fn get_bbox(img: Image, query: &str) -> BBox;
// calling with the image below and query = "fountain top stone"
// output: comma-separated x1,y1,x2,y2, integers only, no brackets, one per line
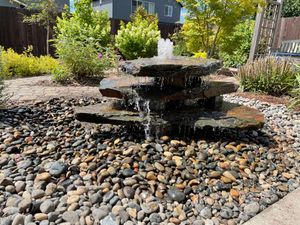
122,56,222,77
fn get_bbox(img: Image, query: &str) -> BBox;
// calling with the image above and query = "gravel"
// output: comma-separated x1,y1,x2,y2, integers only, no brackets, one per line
0,96,299,225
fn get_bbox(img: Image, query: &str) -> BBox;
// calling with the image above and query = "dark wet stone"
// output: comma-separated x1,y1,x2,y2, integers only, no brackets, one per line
121,168,135,177
75,101,264,131
121,57,222,78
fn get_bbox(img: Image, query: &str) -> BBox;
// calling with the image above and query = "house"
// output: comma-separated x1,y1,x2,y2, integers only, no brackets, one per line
92,0,182,24
0,0,70,11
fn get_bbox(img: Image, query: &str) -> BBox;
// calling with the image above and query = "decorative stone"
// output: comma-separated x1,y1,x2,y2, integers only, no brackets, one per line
244,202,260,216
40,200,55,214
141,202,159,214
167,186,186,202
62,211,79,224
121,57,222,78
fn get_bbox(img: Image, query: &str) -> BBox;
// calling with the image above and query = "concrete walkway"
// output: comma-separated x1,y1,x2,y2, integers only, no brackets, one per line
4,76,99,104
244,187,300,225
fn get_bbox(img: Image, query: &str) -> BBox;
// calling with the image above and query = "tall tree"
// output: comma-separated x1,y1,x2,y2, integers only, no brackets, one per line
178,0,265,58
23,0,59,55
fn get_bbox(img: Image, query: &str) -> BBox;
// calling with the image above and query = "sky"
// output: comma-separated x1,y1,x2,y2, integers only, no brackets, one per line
180,8,186,23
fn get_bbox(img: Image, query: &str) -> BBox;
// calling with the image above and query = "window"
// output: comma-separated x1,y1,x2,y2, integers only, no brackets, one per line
132,0,155,14
164,5,173,17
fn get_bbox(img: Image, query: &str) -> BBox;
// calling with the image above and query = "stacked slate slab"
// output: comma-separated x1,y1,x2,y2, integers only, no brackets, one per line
75,56,264,132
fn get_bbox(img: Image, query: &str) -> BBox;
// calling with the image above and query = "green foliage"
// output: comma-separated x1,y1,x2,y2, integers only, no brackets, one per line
171,28,192,56
178,0,264,58
23,0,58,26
53,0,115,80
219,20,254,68
0,47,6,107
56,39,116,78
52,63,71,82
115,7,161,60
0,47,58,79
238,57,298,96
289,65,300,109
282,0,300,18
23,0,59,55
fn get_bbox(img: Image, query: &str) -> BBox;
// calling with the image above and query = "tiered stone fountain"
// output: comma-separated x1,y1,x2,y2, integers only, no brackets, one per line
75,39,264,137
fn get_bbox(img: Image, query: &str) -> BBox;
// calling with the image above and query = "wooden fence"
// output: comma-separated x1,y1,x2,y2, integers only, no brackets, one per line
0,6,180,56
273,16,300,49
0,7,51,56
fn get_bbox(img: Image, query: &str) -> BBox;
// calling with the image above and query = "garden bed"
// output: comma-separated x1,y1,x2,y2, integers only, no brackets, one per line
0,95,299,225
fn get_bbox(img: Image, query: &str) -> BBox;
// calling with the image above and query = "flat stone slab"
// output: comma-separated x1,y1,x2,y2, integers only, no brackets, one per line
99,76,239,101
75,101,264,130
121,56,222,78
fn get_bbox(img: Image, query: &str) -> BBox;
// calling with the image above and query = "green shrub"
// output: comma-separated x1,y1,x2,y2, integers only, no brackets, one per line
52,63,71,82
282,0,300,18
238,57,298,96
171,28,192,57
115,7,160,60
53,0,115,80
289,65,300,109
0,46,58,79
219,20,254,68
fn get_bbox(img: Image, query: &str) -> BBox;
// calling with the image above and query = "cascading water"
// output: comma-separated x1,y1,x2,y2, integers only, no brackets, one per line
157,38,174,59
75,35,264,138
131,39,175,139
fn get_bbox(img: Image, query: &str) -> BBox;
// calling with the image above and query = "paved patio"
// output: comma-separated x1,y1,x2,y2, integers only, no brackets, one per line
3,76,99,104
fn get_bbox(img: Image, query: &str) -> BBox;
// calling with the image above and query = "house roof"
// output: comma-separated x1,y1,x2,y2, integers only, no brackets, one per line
177,1,183,7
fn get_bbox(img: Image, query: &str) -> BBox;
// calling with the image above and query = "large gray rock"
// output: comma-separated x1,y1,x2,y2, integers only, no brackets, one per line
75,101,264,131
99,76,238,103
122,56,222,78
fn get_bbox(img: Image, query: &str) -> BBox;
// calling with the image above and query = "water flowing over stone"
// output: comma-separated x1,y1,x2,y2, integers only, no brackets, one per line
75,53,264,137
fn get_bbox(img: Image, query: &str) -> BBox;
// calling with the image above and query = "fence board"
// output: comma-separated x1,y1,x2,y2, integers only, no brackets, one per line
273,16,300,49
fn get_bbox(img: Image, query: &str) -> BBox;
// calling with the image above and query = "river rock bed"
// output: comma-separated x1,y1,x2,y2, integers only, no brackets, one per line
0,97,299,225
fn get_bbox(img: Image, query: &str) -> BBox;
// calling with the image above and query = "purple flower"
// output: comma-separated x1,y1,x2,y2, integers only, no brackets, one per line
98,53,103,59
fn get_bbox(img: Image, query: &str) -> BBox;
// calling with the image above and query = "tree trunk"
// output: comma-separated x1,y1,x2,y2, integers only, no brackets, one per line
210,26,221,58
46,25,50,55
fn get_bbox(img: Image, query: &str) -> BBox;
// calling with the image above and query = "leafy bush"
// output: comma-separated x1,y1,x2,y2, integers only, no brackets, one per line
282,0,300,18
289,65,300,109
53,0,115,80
238,57,298,96
178,0,264,58
171,28,192,57
219,20,254,68
51,63,71,82
193,52,207,59
0,47,58,79
115,7,160,60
